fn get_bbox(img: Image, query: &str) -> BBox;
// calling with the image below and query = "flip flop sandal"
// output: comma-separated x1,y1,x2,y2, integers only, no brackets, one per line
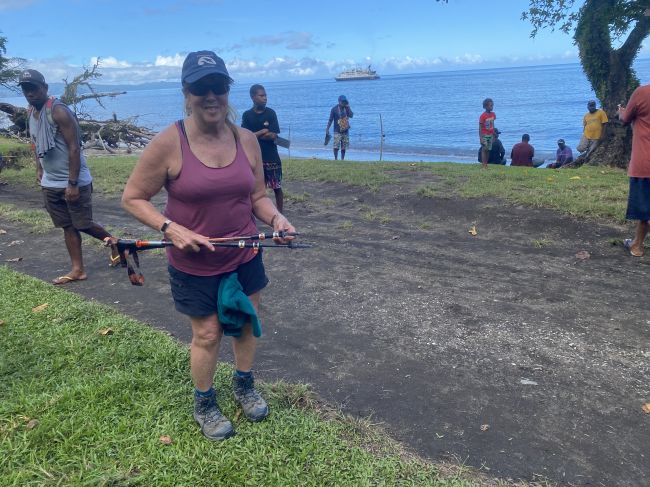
623,239,643,257
109,254,122,267
52,275,87,285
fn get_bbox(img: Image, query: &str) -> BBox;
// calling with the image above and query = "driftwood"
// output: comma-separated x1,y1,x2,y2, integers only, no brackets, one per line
0,103,155,153
80,118,155,153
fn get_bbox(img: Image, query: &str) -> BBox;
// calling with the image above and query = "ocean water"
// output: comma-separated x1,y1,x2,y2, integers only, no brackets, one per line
4,59,650,164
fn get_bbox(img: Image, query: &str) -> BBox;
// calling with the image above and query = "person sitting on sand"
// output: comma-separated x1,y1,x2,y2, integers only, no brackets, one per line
477,128,506,164
19,69,119,285
547,139,573,169
510,134,535,167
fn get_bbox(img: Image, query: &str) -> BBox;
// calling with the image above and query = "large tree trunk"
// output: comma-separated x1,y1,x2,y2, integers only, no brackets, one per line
572,0,650,168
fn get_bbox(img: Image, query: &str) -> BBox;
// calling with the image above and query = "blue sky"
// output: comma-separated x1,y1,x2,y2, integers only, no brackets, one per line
1,0,644,85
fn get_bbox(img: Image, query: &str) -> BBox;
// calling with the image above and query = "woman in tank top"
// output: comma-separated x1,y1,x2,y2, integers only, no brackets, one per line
122,51,295,441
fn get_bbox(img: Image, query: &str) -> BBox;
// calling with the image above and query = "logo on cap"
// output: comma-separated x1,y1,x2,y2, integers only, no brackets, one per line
198,56,217,66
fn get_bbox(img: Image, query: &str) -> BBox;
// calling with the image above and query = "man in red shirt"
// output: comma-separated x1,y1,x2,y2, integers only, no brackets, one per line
510,134,535,167
479,98,496,169
618,85,650,257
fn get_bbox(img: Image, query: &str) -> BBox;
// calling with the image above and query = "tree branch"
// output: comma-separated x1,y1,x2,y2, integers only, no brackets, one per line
617,15,650,66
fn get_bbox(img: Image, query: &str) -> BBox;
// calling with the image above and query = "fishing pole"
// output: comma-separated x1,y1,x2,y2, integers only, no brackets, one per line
104,231,311,286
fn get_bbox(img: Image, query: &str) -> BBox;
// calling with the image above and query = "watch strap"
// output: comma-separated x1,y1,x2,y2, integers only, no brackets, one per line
160,219,173,233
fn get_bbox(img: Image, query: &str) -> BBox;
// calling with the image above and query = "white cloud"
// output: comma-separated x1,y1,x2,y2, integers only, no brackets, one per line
154,54,185,67
381,56,443,71
453,53,483,64
90,56,132,68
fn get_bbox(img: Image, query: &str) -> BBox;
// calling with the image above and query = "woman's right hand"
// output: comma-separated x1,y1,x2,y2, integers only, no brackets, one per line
164,222,215,253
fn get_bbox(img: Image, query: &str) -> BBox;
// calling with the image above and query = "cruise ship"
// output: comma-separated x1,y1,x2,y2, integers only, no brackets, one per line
335,65,380,81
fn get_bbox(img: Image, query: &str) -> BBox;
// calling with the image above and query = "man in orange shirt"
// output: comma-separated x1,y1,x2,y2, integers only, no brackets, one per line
618,85,650,257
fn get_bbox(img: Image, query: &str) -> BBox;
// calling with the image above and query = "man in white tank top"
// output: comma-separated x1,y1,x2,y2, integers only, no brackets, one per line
20,69,118,284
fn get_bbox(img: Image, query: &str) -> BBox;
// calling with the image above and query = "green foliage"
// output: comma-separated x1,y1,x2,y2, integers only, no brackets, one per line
523,0,646,39
522,1,650,108
0,32,24,91
522,0,580,36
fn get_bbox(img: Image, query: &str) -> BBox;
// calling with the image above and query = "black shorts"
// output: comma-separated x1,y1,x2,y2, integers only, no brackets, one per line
42,184,94,229
626,177,650,221
168,251,269,317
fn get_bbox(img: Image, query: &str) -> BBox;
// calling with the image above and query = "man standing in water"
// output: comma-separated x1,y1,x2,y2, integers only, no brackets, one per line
326,95,353,160
242,84,284,212
19,69,118,285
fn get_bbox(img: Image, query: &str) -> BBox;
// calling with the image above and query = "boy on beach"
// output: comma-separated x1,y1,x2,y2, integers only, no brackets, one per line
242,84,284,212
479,98,496,169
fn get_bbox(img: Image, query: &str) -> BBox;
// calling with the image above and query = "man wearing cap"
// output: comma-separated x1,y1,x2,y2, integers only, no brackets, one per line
19,69,118,285
547,139,574,169
326,95,353,160
577,100,608,156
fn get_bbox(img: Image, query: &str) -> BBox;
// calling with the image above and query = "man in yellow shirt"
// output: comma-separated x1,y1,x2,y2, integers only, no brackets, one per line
577,100,608,156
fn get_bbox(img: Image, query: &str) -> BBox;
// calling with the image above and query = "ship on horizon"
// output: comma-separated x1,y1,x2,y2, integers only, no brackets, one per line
335,65,380,81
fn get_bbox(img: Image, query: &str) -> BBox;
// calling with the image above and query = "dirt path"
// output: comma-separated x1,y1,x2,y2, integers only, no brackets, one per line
1,178,648,486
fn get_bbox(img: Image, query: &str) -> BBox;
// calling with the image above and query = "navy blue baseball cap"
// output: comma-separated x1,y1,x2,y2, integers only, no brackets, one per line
18,69,47,87
181,51,232,84
338,95,347,102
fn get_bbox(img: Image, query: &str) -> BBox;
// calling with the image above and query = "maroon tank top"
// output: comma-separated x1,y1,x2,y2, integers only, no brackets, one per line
164,120,258,276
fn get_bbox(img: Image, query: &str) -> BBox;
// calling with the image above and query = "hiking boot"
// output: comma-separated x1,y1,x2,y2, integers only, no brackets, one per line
233,374,269,422
193,390,235,441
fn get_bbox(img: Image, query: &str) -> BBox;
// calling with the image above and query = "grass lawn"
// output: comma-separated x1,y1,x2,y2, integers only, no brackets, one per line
0,203,52,234
283,159,629,223
0,267,483,487
0,137,630,224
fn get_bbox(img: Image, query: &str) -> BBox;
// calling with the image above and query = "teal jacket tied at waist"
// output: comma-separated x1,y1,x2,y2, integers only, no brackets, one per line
217,272,262,337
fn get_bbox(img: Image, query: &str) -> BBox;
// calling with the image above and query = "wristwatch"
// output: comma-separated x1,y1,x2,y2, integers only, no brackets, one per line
68,179,78,187
160,219,173,233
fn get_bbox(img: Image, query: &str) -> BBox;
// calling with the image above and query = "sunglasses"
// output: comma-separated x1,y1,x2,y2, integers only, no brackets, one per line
186,79,230,96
